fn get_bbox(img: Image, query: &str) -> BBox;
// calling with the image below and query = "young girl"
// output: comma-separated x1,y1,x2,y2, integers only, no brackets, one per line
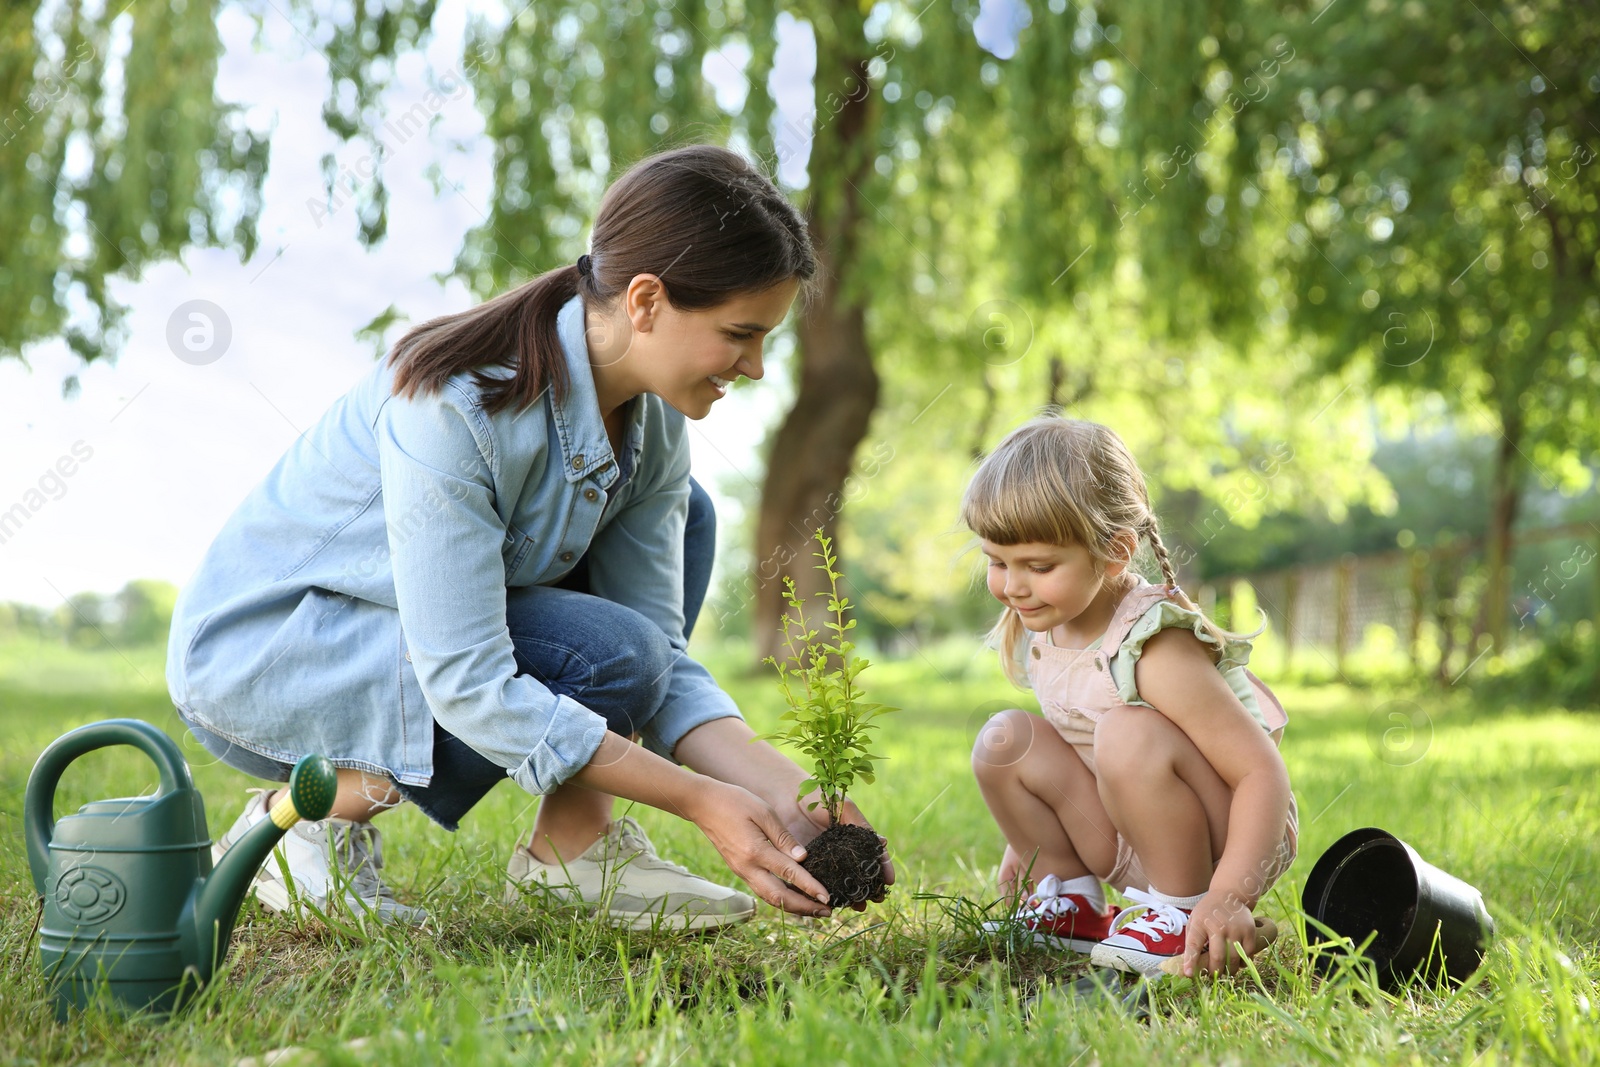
167,144,891,932
964,416,1296,978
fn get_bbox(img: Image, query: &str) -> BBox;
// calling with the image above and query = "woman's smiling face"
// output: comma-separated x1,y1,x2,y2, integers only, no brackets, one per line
596,277,800,420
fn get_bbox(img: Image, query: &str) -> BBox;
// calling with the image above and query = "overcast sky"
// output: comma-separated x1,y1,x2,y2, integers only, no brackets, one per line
0,1,1022,610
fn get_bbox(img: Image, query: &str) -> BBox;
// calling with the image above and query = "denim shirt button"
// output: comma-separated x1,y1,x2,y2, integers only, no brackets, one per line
583,488,598,502
560,551,575,563
572,454,585,470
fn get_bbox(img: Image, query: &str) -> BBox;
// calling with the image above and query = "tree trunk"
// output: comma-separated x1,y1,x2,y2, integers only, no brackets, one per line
1471,299,1563,654
1475,407,1523,652
752,36,879,661
970,368,997,460
1432,548,1458,686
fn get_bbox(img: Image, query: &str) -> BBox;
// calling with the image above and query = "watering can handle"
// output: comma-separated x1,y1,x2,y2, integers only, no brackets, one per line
24,718,195,898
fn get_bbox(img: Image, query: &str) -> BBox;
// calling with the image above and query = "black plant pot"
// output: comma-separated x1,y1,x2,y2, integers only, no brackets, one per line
1301,827,1495,987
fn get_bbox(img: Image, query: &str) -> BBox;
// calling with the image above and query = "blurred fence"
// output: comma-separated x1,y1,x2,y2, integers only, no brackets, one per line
1195,522,1600,676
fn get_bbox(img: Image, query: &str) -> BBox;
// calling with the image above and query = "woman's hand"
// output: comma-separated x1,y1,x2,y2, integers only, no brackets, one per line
779,788,896,911
1182,891,1258,976
670,719,893,910
685,780,834,918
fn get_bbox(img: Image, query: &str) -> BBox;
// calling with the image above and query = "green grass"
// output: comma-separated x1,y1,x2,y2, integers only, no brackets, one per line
1,634,1596,1065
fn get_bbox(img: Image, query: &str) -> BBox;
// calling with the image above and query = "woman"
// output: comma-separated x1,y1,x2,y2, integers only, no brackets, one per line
167,144,891,930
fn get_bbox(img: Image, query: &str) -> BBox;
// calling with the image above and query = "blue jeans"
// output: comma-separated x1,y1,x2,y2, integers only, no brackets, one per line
184,477,717,830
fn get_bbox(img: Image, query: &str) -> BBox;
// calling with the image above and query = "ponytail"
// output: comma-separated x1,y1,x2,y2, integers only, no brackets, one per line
391,265,582,416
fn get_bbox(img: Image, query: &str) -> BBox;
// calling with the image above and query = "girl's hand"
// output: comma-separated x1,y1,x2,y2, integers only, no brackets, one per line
997,844,1024,898
686,780,834,918
783,788,896,911
1182,891,1258,976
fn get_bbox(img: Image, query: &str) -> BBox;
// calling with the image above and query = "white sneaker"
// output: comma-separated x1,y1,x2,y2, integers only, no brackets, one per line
1088,888,1193,977
505,816,755,931
211,789,428,927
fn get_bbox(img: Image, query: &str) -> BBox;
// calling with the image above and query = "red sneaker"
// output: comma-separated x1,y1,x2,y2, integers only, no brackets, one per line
980,874,1115,953
1090,889,1193,976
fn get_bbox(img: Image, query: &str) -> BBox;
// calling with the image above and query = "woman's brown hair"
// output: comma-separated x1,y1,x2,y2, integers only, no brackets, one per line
388,144,816,414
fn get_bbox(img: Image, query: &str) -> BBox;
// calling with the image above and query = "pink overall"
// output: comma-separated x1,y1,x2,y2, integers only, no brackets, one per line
1025,581,1299,894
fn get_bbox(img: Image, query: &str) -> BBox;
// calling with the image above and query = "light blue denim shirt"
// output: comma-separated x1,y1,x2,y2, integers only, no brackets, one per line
166,294,741,794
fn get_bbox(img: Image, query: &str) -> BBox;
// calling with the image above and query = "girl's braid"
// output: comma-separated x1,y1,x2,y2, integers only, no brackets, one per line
1143,520,1181,591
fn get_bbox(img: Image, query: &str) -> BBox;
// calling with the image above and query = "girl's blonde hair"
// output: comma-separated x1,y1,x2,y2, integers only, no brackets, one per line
961,415,1258,686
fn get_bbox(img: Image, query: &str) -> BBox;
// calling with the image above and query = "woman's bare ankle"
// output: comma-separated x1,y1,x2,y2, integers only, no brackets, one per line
526,822,609,865
263,769,399,822
526,783,616,863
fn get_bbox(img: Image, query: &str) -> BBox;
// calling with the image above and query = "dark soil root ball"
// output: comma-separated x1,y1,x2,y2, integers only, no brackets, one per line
800,822,887,908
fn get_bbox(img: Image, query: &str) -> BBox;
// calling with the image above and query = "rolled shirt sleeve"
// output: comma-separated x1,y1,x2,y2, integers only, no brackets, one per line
375,388,608,794
584,415,743,760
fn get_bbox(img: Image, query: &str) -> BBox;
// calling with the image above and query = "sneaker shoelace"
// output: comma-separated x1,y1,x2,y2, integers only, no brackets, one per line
1111,887,1190,939
327,821,402,905
1017,874,1085,920
608,819,692,876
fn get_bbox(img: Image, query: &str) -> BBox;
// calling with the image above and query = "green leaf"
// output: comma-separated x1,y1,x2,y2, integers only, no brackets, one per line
763,526,899,818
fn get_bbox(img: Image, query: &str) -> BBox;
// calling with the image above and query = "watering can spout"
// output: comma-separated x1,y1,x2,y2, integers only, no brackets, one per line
195,756,338,964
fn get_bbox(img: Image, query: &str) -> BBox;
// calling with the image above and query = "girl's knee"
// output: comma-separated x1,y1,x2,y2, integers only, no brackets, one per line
972,707,1038,778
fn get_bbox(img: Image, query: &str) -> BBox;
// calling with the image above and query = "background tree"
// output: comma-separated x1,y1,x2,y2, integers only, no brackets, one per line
115,579,179,645
7,0,996,657
18,0,1580,665
0,0,269,383
1253,0,1600,650
447,0,1010,656
1089,0,1600,649
56,591,111,648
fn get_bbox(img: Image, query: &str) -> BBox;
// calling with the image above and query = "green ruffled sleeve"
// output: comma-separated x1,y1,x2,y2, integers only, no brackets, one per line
1106,600,1270,728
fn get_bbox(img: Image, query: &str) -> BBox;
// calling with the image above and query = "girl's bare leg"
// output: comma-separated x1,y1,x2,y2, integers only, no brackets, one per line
972,708,1120,895
1094,706,1233,896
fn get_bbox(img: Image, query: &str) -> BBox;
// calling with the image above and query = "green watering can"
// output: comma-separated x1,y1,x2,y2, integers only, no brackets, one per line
25,718,336,1018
